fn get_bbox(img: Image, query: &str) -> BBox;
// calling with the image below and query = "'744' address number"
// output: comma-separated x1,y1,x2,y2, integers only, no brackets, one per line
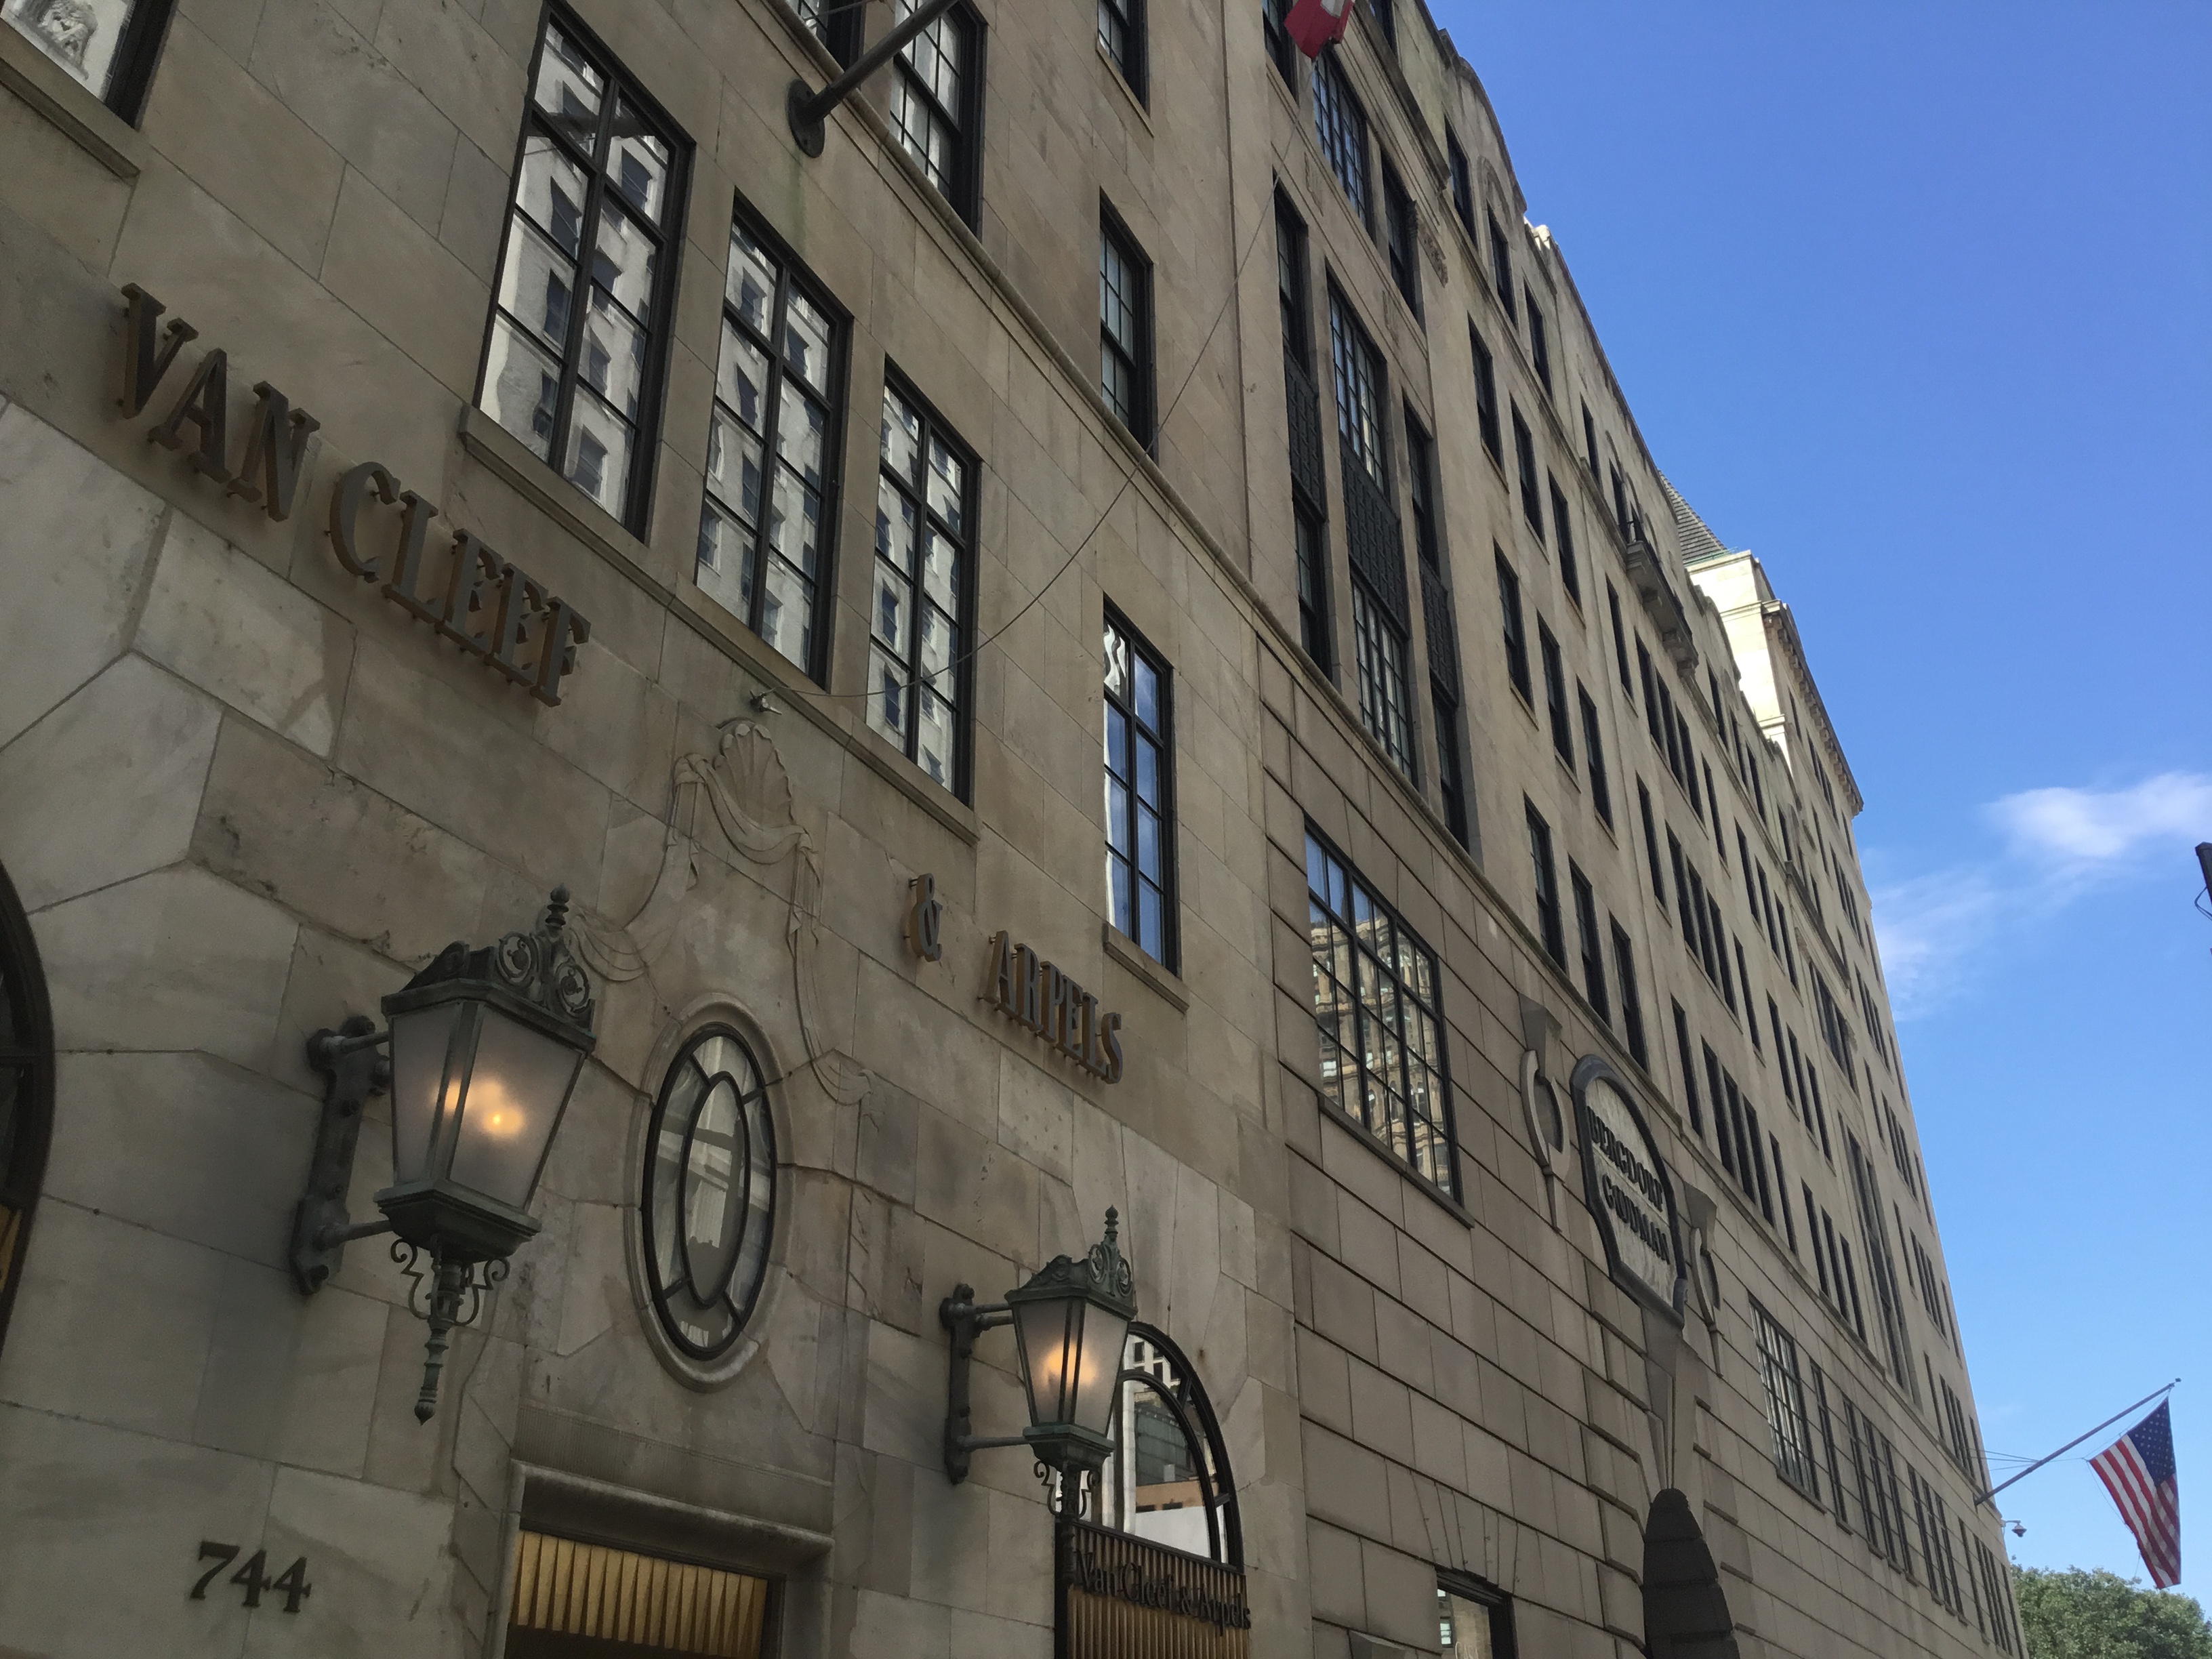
191,1542,312,1614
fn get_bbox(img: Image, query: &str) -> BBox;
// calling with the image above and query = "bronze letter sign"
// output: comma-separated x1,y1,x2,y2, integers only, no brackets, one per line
982,931,1124,1082
1056,1521,1250,1658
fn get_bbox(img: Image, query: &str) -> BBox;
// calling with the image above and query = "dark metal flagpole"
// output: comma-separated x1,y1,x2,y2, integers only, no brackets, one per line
787,0,965,157
1978,1379,2179,1505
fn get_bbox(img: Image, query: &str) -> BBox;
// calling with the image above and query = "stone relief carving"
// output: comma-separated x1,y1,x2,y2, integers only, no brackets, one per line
572,719,868,1105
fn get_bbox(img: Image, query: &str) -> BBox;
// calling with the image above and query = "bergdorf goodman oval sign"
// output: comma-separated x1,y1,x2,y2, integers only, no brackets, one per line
1572,1056,1685,1322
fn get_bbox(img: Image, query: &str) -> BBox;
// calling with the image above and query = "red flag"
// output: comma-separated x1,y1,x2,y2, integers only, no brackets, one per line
1284,0,1352,58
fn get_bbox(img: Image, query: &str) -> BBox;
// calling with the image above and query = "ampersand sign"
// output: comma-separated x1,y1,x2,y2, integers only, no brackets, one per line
906,874,944,962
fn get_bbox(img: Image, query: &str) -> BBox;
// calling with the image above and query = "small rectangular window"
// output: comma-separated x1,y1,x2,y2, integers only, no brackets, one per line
1313,54,1373,232
1307,829,1458,1194
1549,474,1579,603
1527,292,1551,392
1526,800,1564,967
1406,413,1441,569
1351,584,1416,779
1382,155,1422,319
1582,403,1599,474
1538,623,1572,766
1571,865,1607,1021
1487,211,1515,320
1639,781,1666,909
1611,919,1647,1065
1098,0,1145,100
1295,502,1332,673
1446,131,1476,240
1673,1002,1702,1135
1496,550,1531,703
1607,583,1633,695
1578,685,1611,825
1262,0,1295,86
7,0,173,119
1512,405,1542,536
1099,207,1155,445
867,373,976,795
1434,684,1471,851
890,0,984,226
1469,324,1502,462
483,11,689,534
1438,1572,1515,1659
1105,611,1176,965
697,202,844,680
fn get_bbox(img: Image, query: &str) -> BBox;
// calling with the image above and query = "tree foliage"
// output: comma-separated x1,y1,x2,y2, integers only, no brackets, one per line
2014,1565,2212,1659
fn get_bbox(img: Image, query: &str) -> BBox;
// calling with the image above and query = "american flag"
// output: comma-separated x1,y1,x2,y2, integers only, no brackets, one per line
2090,1401,2181,1589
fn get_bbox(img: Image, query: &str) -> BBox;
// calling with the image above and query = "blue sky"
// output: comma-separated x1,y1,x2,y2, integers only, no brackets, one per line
1431,1,2212,1596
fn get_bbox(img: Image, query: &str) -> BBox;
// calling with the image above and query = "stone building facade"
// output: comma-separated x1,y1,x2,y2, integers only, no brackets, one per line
0,0,2018,1654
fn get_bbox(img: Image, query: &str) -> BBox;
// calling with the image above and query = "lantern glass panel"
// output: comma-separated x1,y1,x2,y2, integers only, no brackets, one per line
1015,1294,1080,1424
1072,1305,1132,1435
386,1000,464,1187
446,1008,582,1209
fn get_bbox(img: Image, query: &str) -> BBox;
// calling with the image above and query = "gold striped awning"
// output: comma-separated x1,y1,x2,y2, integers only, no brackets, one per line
508,1530,769,1658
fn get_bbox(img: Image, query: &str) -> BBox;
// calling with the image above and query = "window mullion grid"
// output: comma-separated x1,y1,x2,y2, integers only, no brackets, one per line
876,450,924,761
546,98,619,498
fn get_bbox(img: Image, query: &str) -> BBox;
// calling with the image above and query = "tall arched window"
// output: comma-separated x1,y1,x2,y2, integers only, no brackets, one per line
1096,1323,1242,1567
0,862,54,1356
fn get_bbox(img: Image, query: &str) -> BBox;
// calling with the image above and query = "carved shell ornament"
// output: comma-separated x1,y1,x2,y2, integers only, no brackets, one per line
571,719,867,1105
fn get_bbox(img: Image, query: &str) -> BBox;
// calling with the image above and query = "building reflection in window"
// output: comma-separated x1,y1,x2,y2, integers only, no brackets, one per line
1095,1324,1242,1567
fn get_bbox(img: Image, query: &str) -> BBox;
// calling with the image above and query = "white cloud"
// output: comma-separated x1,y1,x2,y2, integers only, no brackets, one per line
1870,771,2212,1019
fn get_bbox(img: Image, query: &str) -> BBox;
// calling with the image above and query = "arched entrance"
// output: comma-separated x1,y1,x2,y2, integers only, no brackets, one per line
1642,1488,1739,1659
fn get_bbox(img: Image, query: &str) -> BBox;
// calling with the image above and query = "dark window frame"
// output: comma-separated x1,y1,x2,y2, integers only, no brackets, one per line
0,861,54,1361
1446,130,1475,241
1313,49,1374,234
1538,621,1572,766
1099,201,1157,447
1105,607,1179,968
1549,473,1579,604
1381,152,1422,321
1570,864,1607,1021
1511,404,1542,537
1351,581,1416,780
1438,1570,1518,1659
1578,684,1611,826
1610,918,1646,1065
7,0,176,123
1469,323,1502,462
889,0,987,228
1486,209,1515,319
478,5,693,537
1526,290,1551,393
1098,0,1146,101
1496,550,1531,703
1261,0,1296,87
1525,798,1565,967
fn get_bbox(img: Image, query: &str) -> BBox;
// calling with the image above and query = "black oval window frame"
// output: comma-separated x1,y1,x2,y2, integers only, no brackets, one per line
640,1024,778,1364
0,860,55,1361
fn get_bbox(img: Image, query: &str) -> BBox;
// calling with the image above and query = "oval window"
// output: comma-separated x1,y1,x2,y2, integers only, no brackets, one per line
1097,1325,1241,1566
642,1027,776,1361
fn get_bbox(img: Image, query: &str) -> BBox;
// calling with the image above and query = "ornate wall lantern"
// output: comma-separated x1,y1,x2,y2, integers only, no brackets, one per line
941,1210,1137,1516
289,889,595,1421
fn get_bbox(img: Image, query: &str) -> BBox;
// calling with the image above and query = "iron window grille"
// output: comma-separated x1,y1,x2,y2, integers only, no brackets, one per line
1610,919,1646,1065
697,202,846,681
1105,611,1176,966
1313,50,1372,232
0,861,54,1361
1495,550,1530,703
479,9,689,535
868,374,976,795
1754,1300,1819,1497
1538,622,1572,766
1570,865,1607,1021
1525,800,1565,967
1512,405,1542,536
1382,155,1421,320
1549,474,1580,603
1099,207,1155,446
1469,323,1501,461
1578,685,1611,825
6,0,173,120
890,0,984,228
1306,829,1458,1195
1351,583,1415,779
1098,0,1145,100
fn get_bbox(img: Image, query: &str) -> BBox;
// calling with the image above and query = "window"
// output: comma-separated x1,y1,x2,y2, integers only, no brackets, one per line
1439,1572,1517,1659
1571,866,1607,1021
1525,800,1564,967
1639,781,1666,908
1382,156,1421,319
1582,403,1598,473
643,1026,777,1361
1526,292,1551,392
1446,131,1476,241
1307,830,1457,1193
697,206,844,678
1101,1326,1242,1563
1673,1001,1702,1136
1755,1301,1818,1496
1406,413,1441,569
1351,586,1416,779
890,0,983,226
1549,474,1580,603
0,863,52,1361
1607,584,1633,695
1511,405,1542,536
1610,919,1647,1065
1435,684,1470,850
1538,623,1572,766
1329,291,1388,486
1098,0,1145,99
1578,686,1611,825
867,376,975,792
1313,52,1372,231
1368,0,1395,50
1105,613,1176,965
1486,210,1514,319
1295,505,1332,672
1261,0,1295,86
481,12,687,532
1469,323,1502,462
789,0,862,60
1496,551,1530,702
5,0,171,121
1276,189,1313,371
1099,207,1155,444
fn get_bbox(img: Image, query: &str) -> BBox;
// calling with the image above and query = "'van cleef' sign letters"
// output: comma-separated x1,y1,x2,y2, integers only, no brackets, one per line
115,284,591,705
983,930,1125,1082
1572,1054,1685,1321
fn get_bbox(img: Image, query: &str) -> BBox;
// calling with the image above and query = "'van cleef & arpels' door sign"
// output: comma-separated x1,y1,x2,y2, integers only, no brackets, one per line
1572,1054,1686,1322
982,931,1125,1082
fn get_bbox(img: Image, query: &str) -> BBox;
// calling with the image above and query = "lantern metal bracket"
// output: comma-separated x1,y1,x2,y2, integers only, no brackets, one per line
939,1288,1019,1485
289,1017,393,1294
